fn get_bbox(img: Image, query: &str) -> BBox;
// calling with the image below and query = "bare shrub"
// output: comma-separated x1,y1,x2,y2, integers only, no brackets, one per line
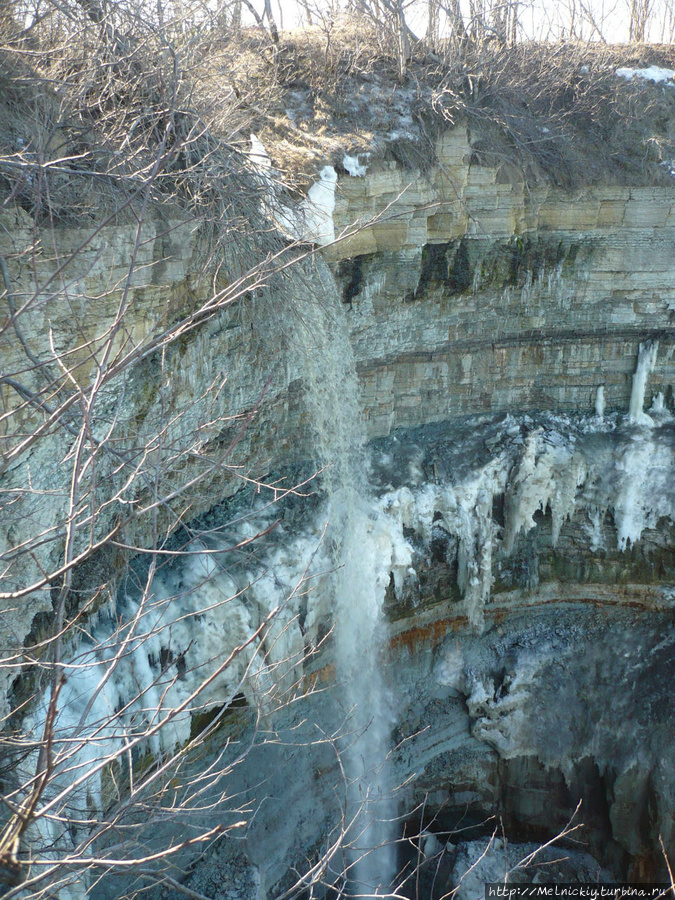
0,4,331,897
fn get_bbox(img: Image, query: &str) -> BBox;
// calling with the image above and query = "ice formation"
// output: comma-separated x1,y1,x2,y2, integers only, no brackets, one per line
381,469,503,630
20,521,323,877
249,133,273,171
272,165,338,246
374,400,675,627
20,323,675,890
342,153,369,177
246,135,338,247
448,836,610,899
629,340,658,422
24,406,675,863
595,384,605,419
301,165,338,245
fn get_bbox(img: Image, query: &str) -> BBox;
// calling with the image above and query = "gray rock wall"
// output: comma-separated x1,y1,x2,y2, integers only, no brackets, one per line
328,127,675,433
3,121,675,894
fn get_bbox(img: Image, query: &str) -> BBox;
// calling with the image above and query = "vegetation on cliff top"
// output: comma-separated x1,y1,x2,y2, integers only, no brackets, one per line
2,0,675,224
224,27,675,187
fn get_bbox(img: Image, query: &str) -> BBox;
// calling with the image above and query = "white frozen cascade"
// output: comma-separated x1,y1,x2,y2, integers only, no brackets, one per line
376,408,675,625
272,164,338,246
629,339,659,422
248,133,338,246
22,339,675,890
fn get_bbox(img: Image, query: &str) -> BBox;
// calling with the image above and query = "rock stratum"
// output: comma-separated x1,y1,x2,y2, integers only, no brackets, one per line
2,117,675,897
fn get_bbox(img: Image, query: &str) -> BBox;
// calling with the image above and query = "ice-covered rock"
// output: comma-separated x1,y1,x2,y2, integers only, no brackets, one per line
629,340,658,423
342,153,369,177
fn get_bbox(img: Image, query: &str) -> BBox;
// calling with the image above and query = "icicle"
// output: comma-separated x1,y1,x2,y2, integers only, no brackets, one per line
628,340,658,422
595,385,605,419
550,453,586,547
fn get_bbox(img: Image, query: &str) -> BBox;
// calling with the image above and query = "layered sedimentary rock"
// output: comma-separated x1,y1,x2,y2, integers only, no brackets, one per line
43,407,674,896
3,121,675,672
0,208,316,719
377,410,675,883
329,126,675,434
3,117,675,894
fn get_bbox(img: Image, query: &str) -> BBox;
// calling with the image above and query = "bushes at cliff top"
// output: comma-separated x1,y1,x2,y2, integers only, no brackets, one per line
2,2,675,229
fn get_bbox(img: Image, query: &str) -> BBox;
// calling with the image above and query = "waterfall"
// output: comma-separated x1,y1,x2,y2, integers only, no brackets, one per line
629,340,658,422
18,259,397,896
297,260,397,895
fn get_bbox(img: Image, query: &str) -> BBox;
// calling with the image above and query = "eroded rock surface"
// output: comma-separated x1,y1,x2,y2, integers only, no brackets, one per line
18,412,675,897
3,120,675,897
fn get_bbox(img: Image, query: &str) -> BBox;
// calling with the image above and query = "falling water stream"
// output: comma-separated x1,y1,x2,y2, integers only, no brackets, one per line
296,262,397,894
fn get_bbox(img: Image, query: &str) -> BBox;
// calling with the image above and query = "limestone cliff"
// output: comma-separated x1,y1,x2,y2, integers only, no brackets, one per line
2,109,675,896
328,125,675,433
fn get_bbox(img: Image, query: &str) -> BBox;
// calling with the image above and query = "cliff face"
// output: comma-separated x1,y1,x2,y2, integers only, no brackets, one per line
3,122,675,616
324,129,675,881
328,125,675,433
0,207,314,719
375,415,675,882
3,120,675,894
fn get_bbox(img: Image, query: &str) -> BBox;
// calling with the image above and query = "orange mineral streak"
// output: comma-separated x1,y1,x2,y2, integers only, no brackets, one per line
389,615,467,653
388,589,660,653
302,662,336,694
302,590,660,686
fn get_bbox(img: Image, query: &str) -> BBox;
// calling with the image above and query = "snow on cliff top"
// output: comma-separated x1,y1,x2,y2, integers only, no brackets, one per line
616,65,675,83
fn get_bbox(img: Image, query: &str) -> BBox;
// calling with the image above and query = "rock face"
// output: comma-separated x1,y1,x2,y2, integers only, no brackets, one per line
54,411,674,897
0,208,320,720
375,414,675,883
2,121,675,895
328,126,675,435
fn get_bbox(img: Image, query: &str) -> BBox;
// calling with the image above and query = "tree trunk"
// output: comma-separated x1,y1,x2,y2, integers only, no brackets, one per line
263,0,279,43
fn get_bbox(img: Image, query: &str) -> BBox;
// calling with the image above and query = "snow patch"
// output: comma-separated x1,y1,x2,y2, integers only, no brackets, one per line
616,66,675,83
387,129,419,142
343,153,369,177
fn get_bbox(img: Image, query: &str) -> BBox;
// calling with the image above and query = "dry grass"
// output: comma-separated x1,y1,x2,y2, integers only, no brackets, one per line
2,9,675,226
437,39,675,185
201,22,675,187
